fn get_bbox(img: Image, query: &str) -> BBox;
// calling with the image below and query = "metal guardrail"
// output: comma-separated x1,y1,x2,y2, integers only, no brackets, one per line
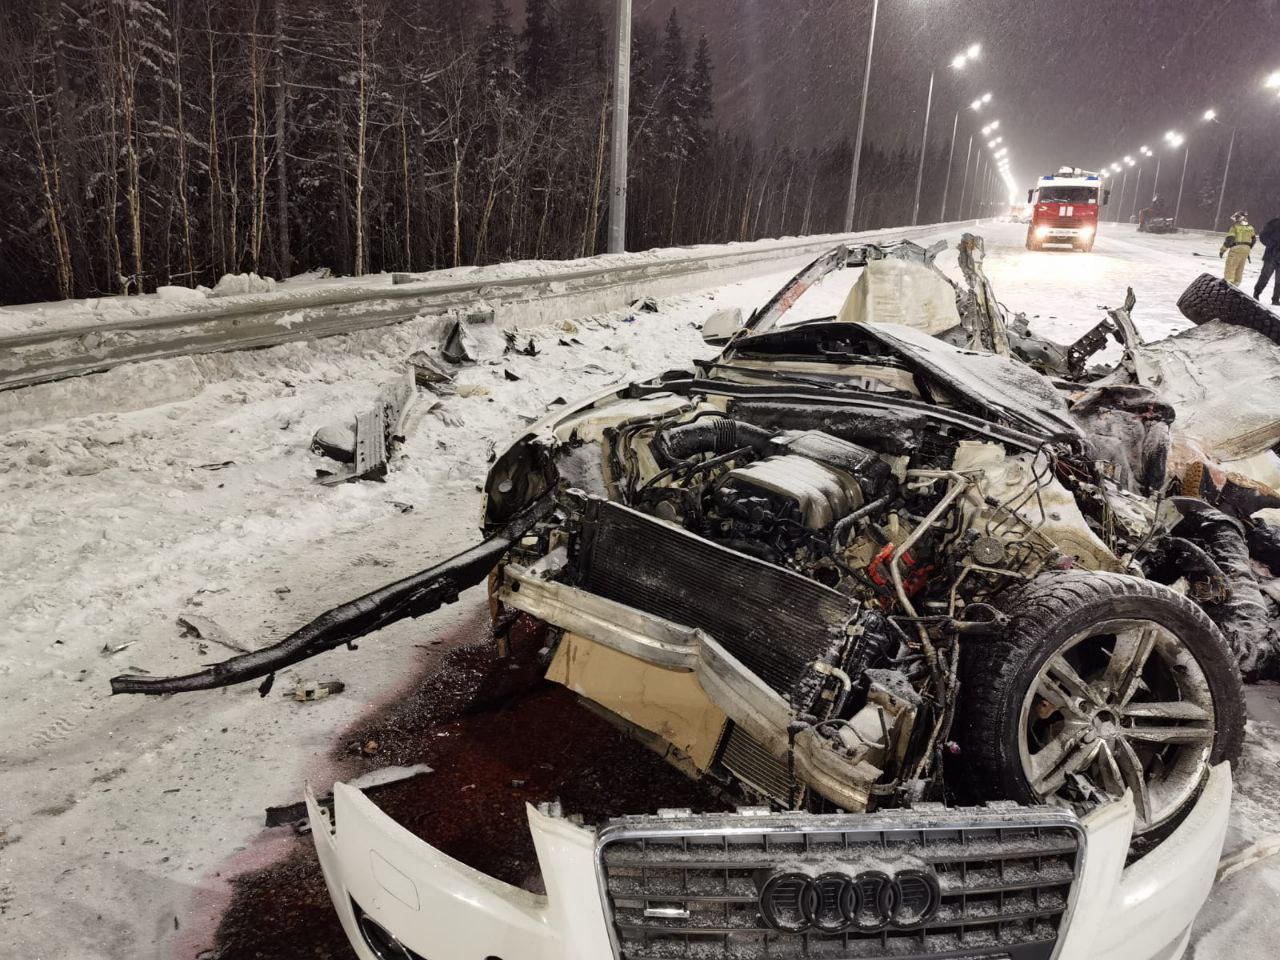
0,224,965,393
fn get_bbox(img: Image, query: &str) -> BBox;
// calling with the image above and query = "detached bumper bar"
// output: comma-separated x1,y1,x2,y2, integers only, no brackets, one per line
311,763,1232,960
110,496,553,695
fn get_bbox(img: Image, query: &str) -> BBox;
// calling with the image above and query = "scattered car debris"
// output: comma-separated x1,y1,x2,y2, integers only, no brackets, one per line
315,368,416,486
407,349,454,385
284,679,345,702
503,369,521,382
196,461,235,471
310,422,356,463
630,296,660,312
505,331,539,357
176,614,248,655
440,318,479,364
99,640,136,657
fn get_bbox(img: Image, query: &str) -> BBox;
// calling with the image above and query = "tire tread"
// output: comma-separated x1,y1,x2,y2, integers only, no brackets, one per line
1177,272,1280,344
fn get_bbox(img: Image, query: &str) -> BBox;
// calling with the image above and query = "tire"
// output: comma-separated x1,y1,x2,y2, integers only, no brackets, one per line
958,570,1243,840
1177,272,1280,344
1081,238,1095,253
1025,230,1041,252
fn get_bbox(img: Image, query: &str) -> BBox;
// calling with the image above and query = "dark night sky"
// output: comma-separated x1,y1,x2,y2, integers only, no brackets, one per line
636,0,1280,204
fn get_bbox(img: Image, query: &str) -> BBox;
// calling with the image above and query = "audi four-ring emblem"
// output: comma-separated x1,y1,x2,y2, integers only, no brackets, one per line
760,868,941,933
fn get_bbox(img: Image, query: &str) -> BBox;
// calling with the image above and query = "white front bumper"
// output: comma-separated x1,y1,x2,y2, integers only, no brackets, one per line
309,763,1232,960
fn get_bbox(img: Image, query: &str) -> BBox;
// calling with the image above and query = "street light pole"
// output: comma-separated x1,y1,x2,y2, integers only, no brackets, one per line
1116,168,1129,222
968,146,983,219
1213,125,1237,233
1129,164,1143,222
844,0,880,232
957,134,974,220
911,69,935,225
940,110,959,219
1173,143,1190,226
606,0,632,254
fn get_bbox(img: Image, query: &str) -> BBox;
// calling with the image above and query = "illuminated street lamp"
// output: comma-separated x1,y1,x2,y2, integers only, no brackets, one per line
1266,71,1280,90
951,43,981,70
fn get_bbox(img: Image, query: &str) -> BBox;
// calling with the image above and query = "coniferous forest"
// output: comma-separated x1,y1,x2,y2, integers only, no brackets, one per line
0,0,957,306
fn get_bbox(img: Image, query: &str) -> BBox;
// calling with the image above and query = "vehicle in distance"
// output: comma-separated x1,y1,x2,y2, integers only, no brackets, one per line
1026,167,1109,252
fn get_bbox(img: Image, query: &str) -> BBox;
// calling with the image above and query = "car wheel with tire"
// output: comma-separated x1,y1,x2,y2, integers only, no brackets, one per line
1177,272,1280,344
959,570,1244,840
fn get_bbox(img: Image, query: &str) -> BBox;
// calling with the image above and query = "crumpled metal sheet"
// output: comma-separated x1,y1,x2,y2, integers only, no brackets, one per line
1128,321,1280,460
860,321,1080,440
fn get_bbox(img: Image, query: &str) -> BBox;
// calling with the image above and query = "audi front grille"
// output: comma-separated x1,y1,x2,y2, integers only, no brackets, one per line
595,805,1084,960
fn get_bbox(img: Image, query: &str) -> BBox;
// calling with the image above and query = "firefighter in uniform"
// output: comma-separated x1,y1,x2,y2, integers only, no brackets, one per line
1221,211,1256,286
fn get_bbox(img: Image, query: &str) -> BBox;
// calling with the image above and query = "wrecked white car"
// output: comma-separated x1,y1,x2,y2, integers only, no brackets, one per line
115,240,1280,960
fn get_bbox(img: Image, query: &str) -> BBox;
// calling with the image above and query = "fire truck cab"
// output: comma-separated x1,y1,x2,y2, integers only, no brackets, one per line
1026,168,1109,252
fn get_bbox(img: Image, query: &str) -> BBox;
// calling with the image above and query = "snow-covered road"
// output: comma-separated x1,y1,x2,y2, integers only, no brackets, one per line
2,221,1278,959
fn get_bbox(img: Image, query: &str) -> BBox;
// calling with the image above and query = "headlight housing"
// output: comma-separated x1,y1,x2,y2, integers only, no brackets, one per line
1035,226,1050,238
1080,225,1096,238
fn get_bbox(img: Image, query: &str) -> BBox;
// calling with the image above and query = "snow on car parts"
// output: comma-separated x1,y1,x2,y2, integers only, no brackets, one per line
112,237,1280,960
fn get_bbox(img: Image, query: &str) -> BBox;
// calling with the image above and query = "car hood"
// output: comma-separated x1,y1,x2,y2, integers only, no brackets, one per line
724,320,1080,441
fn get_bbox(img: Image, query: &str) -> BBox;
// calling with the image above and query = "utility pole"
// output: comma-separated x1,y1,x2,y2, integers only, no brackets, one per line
911,69,935,225
606,0,632,254
844,0,880,232
940,110,959,220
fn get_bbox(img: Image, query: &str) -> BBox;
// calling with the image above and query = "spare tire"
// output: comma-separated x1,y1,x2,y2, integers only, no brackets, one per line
959,570,1243,840
1177,272,1280,344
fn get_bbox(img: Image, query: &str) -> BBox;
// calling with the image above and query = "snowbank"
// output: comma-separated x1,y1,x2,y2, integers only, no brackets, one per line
210,273,277,297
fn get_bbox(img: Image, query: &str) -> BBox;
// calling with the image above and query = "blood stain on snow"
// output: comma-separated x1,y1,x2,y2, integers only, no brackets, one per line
209,617,727,958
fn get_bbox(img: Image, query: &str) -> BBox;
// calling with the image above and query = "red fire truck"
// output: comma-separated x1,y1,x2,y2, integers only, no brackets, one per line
1025,168,1110,252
